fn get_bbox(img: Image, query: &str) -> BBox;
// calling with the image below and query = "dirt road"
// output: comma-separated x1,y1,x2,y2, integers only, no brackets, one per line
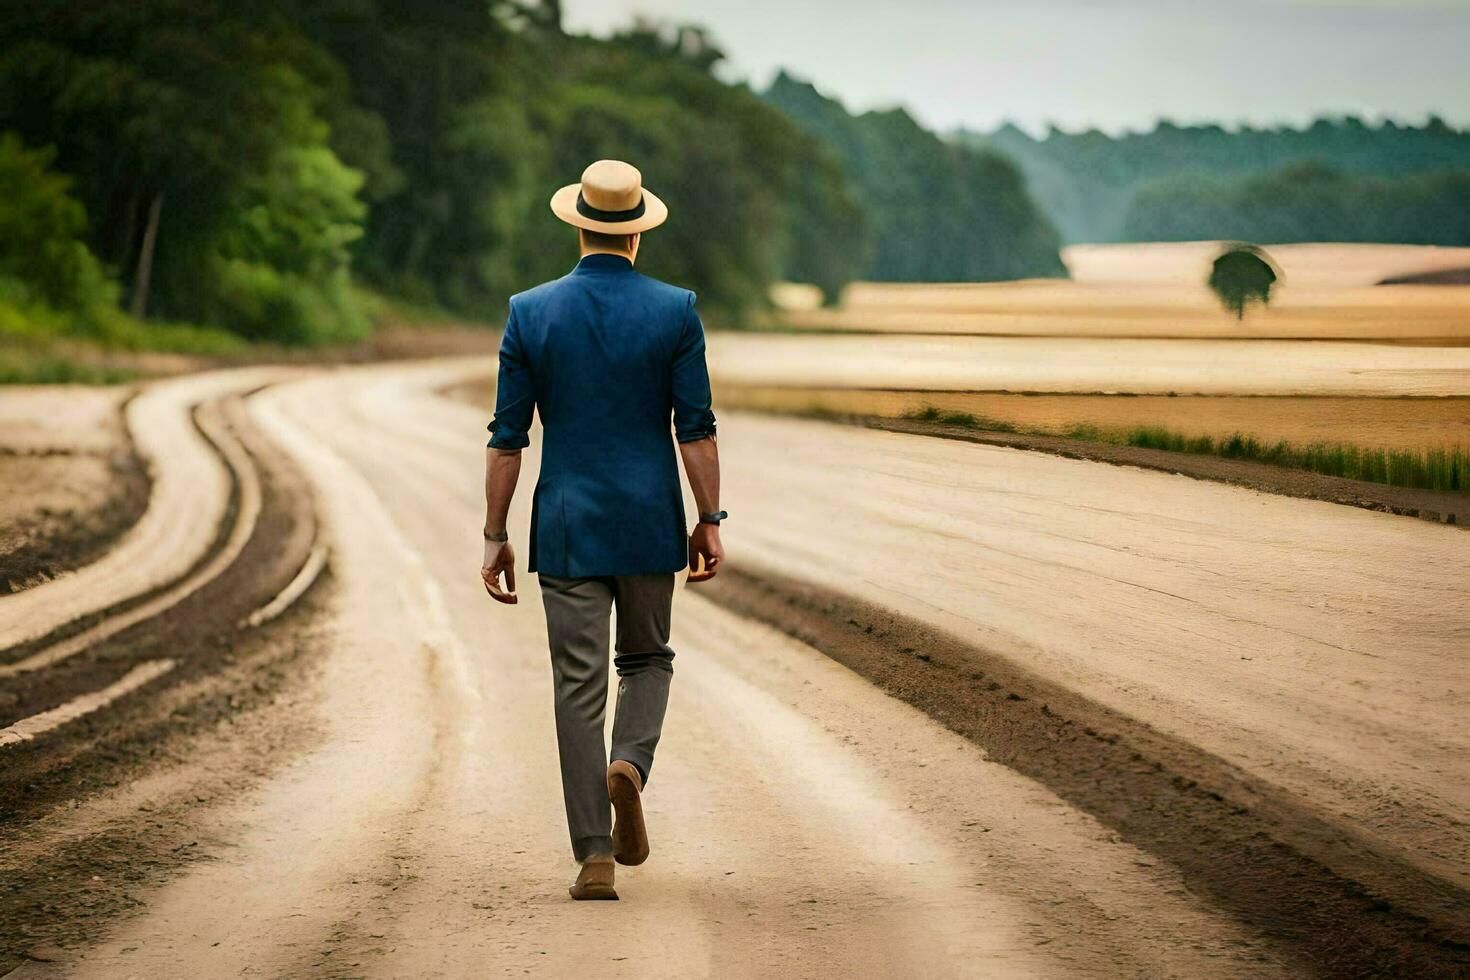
3,358,1465,977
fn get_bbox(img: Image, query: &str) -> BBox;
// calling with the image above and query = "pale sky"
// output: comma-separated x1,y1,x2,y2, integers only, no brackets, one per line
561,0,1470,134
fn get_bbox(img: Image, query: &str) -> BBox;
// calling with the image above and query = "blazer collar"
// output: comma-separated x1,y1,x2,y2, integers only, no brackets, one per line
572,253,634,275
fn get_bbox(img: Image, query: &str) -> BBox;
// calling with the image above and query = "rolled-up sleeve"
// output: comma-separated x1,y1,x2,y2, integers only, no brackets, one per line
671,293,717,443
487,305,533,450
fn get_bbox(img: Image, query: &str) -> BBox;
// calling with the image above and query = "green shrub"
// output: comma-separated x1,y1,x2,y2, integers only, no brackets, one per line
81,306,244,355
2,294,241,352
223,142,366,282
0,133,247,367
207,259,366,345
0,281,71,337
0,132,118,314
1111,425,1464,492
0,348,137,385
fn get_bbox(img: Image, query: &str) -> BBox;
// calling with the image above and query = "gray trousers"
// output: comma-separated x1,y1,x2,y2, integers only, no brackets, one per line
538,573,676,861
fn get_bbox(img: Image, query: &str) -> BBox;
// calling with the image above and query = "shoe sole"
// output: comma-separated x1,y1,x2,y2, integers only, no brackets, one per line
568,885,618,901
608,765,650,867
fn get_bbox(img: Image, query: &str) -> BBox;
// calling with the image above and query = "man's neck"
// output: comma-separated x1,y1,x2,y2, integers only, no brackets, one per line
580,248,634,264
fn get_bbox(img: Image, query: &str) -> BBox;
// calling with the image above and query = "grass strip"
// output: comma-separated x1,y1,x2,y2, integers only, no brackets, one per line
907,407,1465,493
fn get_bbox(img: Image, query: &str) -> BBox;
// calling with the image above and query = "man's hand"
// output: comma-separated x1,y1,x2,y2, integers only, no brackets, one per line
687,523,723,583
481,538,518,604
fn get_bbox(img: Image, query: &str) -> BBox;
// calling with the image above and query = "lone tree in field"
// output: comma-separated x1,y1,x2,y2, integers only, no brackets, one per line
1208,243,1278,319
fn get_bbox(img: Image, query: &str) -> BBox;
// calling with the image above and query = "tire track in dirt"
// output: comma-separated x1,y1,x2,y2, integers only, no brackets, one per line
0,371,288,654
0,397,261,679
0,379,329,969
701,565,1469,978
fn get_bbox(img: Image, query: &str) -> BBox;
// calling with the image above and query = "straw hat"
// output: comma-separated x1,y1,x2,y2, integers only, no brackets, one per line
550,160,668,235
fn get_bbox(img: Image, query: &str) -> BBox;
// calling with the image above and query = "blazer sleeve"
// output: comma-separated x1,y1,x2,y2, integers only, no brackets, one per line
487,304,534,450
671,293,717,443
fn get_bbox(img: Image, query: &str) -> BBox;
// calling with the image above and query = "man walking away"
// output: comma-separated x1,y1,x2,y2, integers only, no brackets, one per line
480,160,726,901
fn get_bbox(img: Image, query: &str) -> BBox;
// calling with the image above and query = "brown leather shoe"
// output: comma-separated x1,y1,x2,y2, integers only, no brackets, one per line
568,853,617,901
608,760,650,866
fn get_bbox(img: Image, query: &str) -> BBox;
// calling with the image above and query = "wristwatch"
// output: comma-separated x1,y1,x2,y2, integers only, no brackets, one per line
698,510,728,525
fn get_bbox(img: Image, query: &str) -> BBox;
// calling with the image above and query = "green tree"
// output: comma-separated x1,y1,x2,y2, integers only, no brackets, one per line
0,0,370,341
1208,244,1277,319
0,2,867,340
0,133,116,313
277,0,525,307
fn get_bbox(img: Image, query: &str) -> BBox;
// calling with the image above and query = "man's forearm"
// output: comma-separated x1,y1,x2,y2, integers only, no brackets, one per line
484,447,523,535
678,436,720,515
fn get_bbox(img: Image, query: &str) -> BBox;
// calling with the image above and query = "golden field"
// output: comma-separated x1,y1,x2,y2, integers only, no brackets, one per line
740,244,1470,456
771,243,1470,344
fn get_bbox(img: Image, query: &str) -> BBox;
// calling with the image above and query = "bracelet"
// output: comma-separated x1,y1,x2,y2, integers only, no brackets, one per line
698,510,728,525
483,529,509,543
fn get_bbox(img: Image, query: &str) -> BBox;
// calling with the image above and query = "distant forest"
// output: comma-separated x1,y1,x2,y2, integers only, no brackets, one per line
1,2,885,343
0,1,1075,350
766,73,1065,285
963,118,1470,246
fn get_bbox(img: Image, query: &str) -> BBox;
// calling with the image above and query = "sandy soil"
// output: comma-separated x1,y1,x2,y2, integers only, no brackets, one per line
4,358,1464,977
0,385,130,454
0,456,118,544
8,360,1309,979
715,385,1470,452
0,374,324,965
700,565,1462,975
710,410,1468,886
861,415,1468,523
0,369,288,653
0,453,147,593
0,387,150,593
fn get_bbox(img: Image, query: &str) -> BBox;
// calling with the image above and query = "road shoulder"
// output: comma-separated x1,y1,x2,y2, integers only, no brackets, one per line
700,564,1469,977
858,415,1467,526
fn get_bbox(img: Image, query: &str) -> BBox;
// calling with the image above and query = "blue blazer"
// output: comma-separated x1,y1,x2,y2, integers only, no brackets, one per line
488,253,717,578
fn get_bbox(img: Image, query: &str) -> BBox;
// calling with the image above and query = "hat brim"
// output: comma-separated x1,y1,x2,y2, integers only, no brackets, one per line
550,183,668,234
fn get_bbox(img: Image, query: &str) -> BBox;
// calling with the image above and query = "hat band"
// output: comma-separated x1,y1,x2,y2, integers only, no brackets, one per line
576,191,646,223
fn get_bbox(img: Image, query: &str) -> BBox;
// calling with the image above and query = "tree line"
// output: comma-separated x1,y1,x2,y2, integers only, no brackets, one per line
1125,163,1470,246
0,2,1070,348
765,73,1065,284
966,117,1470,245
